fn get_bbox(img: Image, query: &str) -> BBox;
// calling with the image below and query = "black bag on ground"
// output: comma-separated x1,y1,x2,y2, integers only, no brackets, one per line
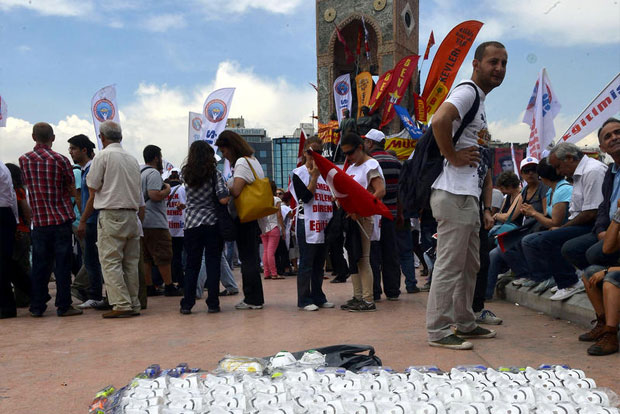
399,82,480,215
212,172,236,241
265,344,382,373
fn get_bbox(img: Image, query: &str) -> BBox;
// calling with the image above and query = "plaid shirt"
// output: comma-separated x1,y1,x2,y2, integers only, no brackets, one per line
19,143,75,227
184,169,229,229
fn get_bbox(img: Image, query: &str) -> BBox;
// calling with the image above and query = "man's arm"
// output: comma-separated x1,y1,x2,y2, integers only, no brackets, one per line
561,209,597,228
482,172,494,230
432,102,480,167
146,172,171,201
77,187,96,238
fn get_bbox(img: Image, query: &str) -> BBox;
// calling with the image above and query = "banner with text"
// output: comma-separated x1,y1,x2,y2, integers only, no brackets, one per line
394,104,424,139
421,20,483,120
380,55,419,128
523,68,561,159
385,130,418,160
333,74,352,125
91,84,120,149
201,87,235,148
367,70,393,114
188,112,203,146
561,72,620,144
0,95,6,127
355,71,373,118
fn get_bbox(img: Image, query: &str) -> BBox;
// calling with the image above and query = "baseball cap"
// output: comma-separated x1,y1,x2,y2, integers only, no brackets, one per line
363,129,385,143
520,156,539,170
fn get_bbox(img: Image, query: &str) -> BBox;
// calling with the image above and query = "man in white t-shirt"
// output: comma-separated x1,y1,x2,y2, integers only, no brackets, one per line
426,41,507,350
165,169,186,289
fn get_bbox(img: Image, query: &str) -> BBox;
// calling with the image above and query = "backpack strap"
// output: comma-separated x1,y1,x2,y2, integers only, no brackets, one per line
450,81,480,145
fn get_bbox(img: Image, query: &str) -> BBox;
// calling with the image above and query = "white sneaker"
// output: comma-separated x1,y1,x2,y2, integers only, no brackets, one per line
550,285,559,293
303,304,319,311
549,280,585,301
77,299,105,309
475,309,503,325
512,278,528,286
319,302,335,308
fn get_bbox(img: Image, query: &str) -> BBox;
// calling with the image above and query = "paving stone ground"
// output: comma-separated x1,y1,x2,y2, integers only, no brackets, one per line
0,269,617,413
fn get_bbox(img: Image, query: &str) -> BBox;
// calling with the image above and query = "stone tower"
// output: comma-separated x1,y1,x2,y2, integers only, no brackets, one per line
316,0,419,132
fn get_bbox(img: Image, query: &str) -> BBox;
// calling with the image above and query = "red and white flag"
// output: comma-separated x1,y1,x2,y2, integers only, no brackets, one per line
423,31,435,60
361,17,371,60
297,128,306,167
0,95,7,128
523,68,561,159
91,84,120,149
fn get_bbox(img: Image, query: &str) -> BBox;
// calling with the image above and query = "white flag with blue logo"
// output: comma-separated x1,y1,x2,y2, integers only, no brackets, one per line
523,68,561,160
91,84,120,149
0,95,7,127
188,111,204,147
200,87,235,148
333,73,352,125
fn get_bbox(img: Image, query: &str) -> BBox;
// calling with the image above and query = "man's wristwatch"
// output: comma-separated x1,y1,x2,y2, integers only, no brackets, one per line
484,207,492,212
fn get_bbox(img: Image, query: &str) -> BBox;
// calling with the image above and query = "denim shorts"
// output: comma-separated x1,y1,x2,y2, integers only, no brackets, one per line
584,265,620,288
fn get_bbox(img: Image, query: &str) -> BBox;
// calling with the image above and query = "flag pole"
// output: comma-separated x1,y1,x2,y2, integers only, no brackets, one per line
355,218,371,240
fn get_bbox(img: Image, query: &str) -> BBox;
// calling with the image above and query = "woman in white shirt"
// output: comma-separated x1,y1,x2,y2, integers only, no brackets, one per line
215,131,266,310
339,133,386,312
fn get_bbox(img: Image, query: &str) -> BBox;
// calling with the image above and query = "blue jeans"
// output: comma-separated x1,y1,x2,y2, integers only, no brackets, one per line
486,246,510,299
83,222,103,301
521,226,591,289
502,241,532,279
562,233,620,270
30,222,73,314
220,253,238,291
397,228,417,291
182,224,223,310
296,219,328,307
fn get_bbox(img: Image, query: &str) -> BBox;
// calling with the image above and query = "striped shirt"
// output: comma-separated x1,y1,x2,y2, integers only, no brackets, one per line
370,150,401,217
19,143,75,227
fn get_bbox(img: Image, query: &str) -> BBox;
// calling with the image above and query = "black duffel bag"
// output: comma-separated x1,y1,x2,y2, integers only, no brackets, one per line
265,344,382,373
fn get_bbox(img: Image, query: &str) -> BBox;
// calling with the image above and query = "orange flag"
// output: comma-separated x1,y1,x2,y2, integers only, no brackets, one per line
421,20,483,119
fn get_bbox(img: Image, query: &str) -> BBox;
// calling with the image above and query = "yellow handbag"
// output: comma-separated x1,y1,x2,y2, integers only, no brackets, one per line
234,157,279,223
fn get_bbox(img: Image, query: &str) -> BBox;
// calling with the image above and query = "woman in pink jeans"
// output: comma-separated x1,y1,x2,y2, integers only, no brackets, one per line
259,180,285,279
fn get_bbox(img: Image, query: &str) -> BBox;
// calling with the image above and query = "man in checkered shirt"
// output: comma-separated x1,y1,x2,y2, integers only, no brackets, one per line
19,122,82,317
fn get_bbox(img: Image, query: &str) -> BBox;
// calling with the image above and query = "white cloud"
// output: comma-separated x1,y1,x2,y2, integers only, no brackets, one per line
0,0,93,17
16,45,31,53
196,0,304,15
142,13,186,32
422,0,620,47
0,61,316,168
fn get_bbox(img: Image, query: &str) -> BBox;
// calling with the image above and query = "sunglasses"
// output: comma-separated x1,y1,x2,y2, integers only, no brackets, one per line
343,147,358,156
521,166,537,174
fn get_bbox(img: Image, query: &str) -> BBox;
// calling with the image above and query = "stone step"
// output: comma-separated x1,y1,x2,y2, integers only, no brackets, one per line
504,283,595,328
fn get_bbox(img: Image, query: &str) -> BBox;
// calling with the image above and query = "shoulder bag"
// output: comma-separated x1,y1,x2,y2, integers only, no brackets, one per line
234,157,279,223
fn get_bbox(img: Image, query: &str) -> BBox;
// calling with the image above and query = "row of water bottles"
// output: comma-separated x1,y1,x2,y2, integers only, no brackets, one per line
88,354,619,414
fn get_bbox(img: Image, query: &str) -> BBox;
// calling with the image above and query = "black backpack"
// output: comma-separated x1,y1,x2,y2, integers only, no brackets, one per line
400,82,480,215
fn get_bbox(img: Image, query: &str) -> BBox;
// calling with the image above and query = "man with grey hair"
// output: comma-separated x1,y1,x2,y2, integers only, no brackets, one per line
522,142,607,301
79,120,143,318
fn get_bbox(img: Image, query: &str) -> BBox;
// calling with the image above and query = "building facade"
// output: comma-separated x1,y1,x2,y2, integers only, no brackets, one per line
230,127,273,180
272,137,300,190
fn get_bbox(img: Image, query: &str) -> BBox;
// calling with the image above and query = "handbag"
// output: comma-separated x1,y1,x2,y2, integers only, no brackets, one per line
212,172,236,241
234,157,279,223
489,196,519,245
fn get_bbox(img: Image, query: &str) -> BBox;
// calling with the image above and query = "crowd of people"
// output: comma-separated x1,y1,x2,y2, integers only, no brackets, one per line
0,40,618,357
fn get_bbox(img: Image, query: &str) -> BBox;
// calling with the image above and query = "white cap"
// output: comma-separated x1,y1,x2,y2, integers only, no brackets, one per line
363,129,385,142
520,156,539,170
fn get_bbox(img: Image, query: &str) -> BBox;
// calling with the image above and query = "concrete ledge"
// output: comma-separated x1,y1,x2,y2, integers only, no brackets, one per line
504,283,595,328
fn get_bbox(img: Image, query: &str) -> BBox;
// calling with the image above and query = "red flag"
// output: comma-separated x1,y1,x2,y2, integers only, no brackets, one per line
361,16,370,60
423,31,435,60
367,69,393,114
335,26,355,64
421,21,483,118
380,54,420,128
309,150,393,220
356,26,363,56
297,129,306,167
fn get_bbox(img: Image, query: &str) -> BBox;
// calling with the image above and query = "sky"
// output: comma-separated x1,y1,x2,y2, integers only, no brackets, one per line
0,0,619,167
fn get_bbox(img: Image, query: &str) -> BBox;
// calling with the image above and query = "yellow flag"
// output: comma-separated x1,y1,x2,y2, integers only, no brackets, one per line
424,79,448,118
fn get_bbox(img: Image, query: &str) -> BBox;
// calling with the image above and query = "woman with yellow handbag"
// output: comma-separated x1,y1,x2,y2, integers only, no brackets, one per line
216,131,273,310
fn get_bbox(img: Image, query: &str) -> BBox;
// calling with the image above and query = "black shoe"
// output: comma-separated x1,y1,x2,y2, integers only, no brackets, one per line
147,285,164,296
348,300,377,312
30,310,44,317
420,282,431,292
208,307,221,313
164,284,183,297
92,298,112,310
0,311,17,319
330,277,346,283
407,287,421,294
340,297,361,310
219,289,239,296
454,326,497,339
180,308,191,315
374,294,382,301
57,307,83,317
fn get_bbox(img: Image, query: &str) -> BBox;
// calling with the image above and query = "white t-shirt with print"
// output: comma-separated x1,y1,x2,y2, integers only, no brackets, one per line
431,81,490,199
167,184,186,237
346,158,384,237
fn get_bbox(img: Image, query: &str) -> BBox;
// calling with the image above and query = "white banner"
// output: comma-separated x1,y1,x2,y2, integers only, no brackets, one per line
200,87,235,148
91,84,120,149
0,95,7,128
162,159,175,180
522,68,561,160
333,73,352,125
561,72,620,144
188,111,203,146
